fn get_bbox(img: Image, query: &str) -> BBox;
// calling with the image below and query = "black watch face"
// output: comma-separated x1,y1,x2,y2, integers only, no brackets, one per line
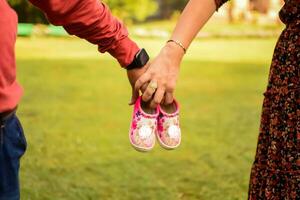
127,48,149,70
138,49,149,66
135,49,149,68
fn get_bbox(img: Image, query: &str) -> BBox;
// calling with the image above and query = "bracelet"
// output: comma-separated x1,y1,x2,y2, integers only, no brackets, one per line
167,39,187,54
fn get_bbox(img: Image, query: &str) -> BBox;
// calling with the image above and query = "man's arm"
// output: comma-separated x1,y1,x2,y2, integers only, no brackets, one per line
28,0,140,67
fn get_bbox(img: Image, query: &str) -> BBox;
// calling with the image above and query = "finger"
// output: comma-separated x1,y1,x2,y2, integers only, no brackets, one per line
161,95,166,105
150,88,165,108
134,73,151,93
142,81,158,102
144,61,151,70
141,83,148,93
164,92,174,105
129,87,140,105
129,82,149,105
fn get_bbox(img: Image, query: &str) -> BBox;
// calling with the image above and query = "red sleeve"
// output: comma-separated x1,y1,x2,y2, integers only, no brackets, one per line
28,0,140,68
214,0,229,11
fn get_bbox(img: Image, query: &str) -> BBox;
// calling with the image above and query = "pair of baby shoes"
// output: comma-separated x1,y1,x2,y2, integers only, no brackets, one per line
129,96,181,152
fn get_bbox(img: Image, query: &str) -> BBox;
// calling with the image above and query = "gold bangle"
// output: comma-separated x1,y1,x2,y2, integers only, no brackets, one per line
167,39,187,54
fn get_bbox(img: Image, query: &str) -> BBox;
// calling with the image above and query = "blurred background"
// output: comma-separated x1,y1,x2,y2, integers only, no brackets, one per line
9,0,284,199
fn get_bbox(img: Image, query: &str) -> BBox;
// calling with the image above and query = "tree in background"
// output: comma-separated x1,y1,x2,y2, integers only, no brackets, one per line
8,0,47,23
251,0,270,13
155,0,188,19
9,0,157,23
8,0,284,24
104,0,157,22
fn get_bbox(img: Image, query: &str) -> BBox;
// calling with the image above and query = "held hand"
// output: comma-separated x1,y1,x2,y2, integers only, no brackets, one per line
134,42,184,108
127,62,150,105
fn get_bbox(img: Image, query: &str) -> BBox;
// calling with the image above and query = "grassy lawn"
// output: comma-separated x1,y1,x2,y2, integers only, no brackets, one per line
130,19,284,38
16,36,277,200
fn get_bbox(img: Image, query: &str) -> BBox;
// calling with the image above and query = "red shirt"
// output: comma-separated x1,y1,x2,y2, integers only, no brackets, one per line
0,0,140,112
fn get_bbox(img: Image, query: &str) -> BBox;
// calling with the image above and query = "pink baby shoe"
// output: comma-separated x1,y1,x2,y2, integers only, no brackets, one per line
157,100,181,150
129,96,159,152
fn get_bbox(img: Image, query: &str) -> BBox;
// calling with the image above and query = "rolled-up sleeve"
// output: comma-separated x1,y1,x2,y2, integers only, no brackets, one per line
214,0,229,11
28,0,140,68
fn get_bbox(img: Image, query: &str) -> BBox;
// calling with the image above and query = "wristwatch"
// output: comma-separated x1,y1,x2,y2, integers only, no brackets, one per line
126,48,149,70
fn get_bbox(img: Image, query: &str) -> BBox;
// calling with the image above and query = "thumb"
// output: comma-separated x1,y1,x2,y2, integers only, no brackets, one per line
129,83,148,105
140,83,148,93
129,87,139,105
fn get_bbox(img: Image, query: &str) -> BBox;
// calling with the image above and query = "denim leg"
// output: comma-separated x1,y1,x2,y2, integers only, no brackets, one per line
0,115,27,200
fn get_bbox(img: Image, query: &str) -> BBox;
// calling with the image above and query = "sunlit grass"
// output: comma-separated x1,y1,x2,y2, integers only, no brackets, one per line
130,19,284,38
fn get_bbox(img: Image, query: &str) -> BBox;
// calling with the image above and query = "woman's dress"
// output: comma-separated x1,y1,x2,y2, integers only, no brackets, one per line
215,0,300,199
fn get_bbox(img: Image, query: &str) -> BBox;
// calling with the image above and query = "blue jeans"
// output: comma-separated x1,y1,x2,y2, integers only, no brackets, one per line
0,114,27,200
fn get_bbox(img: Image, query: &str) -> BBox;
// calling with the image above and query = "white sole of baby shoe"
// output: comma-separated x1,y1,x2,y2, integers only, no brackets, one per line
156,133,181,150
128,129,155,152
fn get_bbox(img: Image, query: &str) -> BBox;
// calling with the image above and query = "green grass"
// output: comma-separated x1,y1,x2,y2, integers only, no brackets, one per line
130,19,284,38
16,36,277,200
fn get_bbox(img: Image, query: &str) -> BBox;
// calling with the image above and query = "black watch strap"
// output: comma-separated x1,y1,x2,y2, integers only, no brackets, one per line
126,48,149,70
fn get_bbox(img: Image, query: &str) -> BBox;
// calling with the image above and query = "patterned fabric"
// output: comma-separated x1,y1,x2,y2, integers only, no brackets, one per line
279,0,300,26
248,23,300,200
213,0,300,199
248,1,300,199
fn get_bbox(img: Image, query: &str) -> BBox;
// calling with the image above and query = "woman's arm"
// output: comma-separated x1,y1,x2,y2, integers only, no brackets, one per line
171,0,217,51
133,0,226,107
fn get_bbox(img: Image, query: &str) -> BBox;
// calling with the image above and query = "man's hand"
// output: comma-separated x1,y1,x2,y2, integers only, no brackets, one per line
127,62,150,105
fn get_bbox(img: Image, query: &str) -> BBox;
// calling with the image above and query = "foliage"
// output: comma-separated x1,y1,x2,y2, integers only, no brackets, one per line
8,0,158,23
104,0,158,22
8,0,47,23
156,0,188,19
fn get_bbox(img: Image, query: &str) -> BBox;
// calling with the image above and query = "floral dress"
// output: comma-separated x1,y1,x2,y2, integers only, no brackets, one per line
215,0,300,199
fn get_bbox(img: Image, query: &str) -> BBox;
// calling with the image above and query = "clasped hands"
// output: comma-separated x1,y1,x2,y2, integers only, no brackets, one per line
127,42,184,108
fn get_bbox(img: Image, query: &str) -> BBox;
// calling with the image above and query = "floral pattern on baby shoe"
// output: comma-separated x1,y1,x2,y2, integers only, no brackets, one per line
157,100,181,149
129,96,159,152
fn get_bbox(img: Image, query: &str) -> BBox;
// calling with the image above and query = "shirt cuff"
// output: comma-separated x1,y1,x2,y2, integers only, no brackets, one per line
106,37,140,68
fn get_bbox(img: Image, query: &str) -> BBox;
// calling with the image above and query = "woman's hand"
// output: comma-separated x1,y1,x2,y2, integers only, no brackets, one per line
130,0,217,106
133,42,185,108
